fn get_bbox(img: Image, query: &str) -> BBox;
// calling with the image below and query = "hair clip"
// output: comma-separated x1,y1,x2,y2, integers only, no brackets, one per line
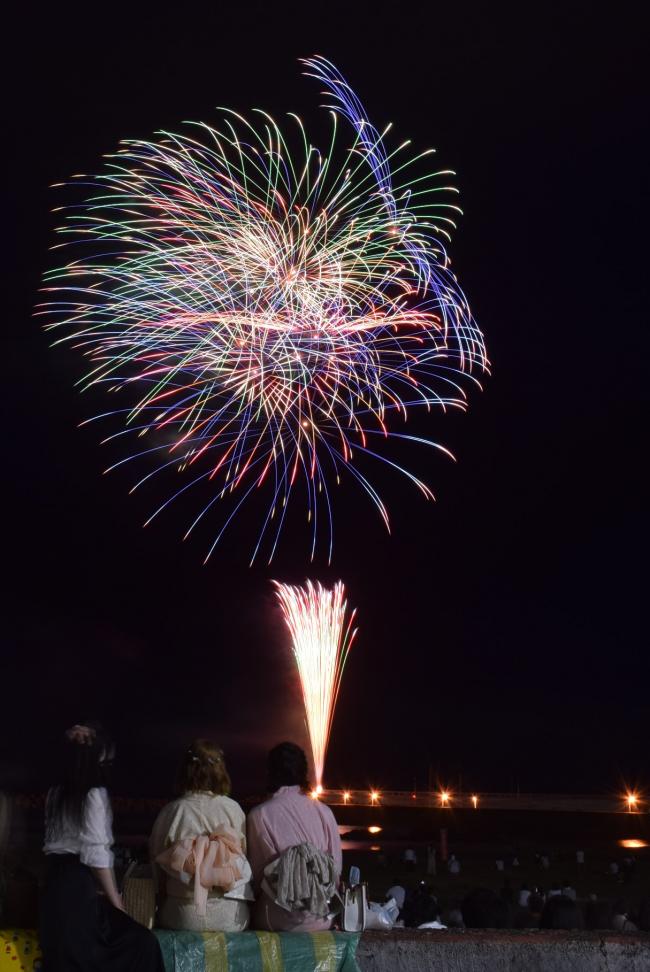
188,751,221,765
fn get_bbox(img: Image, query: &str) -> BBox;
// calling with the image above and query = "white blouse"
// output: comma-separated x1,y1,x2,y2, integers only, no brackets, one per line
44,786,114,868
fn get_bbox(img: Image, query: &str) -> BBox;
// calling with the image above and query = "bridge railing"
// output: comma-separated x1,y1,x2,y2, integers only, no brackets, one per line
316,789,644,813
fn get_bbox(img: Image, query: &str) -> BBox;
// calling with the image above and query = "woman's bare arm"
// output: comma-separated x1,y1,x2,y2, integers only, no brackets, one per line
91,866,124,910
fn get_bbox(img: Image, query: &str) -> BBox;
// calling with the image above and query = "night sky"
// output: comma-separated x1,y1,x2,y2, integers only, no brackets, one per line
4,3,648,800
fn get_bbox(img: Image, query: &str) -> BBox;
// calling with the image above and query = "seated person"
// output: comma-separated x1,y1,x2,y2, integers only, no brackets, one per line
461,888,508,928
612,898,638,932
150,740,251,931
585,900,614,930
402,883,439,928
41,723,164,972
561,880,577,901
514,891,544,928
247,742,341,931
540,894,584,930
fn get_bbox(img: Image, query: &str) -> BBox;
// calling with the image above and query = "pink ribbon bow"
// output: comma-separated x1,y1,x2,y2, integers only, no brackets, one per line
155,824,243,916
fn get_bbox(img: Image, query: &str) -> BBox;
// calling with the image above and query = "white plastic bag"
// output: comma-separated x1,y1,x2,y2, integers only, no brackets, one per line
365,897,399,930
383,897,400,924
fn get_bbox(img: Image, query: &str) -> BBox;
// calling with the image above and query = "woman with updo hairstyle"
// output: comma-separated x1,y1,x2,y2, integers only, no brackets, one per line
150,739,252,931
40,722,164,971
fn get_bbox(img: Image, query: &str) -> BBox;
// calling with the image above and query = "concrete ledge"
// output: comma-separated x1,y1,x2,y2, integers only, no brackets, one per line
357,929,650,972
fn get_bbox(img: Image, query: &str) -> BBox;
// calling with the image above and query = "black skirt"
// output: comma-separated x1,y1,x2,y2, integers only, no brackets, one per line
39,855,164,972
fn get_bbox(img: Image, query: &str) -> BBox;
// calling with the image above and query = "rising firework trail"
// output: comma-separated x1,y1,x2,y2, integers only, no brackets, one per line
38,55,488,562
274,580,357,787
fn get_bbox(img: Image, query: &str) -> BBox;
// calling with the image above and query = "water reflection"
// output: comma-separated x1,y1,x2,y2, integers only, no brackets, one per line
342,840,382,851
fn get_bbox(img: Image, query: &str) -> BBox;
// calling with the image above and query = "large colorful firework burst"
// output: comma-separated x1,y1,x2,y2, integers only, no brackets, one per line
38,56,488,562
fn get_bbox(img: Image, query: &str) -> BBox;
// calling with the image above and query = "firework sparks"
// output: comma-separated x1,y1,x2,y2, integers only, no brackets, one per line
274,579,357,787
38,55,488,562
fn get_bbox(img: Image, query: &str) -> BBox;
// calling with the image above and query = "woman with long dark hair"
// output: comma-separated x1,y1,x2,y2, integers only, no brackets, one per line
40,722,164,971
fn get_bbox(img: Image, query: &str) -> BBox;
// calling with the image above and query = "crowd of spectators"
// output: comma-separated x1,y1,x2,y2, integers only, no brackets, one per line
383,874,650,931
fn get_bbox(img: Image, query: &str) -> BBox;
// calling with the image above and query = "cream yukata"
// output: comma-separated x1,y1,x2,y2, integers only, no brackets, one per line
150,791,252,932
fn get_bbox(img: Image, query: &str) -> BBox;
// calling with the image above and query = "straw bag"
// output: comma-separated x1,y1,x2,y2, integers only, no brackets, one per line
122,862,156,929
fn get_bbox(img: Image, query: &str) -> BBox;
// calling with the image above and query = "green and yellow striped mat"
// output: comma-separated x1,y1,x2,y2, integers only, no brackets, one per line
154,930,361,972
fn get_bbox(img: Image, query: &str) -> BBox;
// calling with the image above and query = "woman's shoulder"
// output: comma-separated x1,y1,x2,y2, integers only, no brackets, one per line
85,787,111,807
315,798,338,825
151,795,186,826
150,796,198,846
210,793,246,817
82,787,112,824
245,797,270,825
159,795,187,812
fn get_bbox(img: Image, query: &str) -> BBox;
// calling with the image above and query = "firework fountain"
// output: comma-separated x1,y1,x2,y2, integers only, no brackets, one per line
274,580,357,787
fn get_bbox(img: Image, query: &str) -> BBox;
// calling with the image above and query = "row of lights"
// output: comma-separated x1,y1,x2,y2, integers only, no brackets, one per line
312,788,480,807
438,790,480,808
317,790,382,804
313,789,644,811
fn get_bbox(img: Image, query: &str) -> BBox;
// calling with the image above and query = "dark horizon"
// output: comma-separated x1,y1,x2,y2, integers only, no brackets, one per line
3,4,648,802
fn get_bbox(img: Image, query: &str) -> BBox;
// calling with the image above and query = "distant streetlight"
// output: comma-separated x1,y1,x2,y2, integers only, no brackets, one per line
440,790,450,807
343,791,351,804
471,794,478,809
370,790,380,805
627,793,638,812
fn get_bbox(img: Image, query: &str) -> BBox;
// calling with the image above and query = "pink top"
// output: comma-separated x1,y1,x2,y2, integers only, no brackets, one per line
247,785,342,932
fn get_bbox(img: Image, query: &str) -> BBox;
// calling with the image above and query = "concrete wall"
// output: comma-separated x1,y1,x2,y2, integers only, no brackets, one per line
356,930,650,972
